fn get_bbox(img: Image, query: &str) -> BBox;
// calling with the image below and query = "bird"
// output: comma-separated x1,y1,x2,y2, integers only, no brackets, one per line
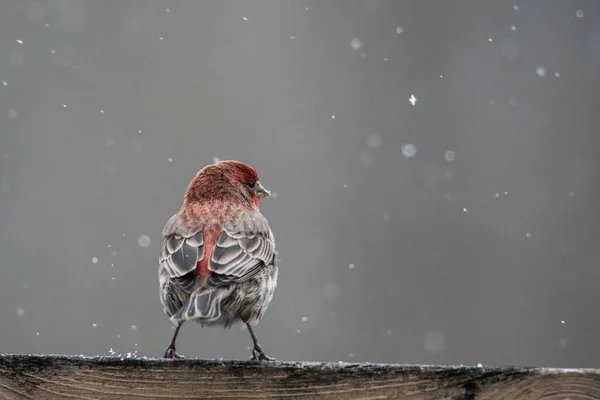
158,160,278,361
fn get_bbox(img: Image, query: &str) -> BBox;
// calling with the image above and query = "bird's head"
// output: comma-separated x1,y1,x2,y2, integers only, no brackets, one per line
184,160,271,209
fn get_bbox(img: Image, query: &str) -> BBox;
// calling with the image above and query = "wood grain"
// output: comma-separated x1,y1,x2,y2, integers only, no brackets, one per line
0,354,598,399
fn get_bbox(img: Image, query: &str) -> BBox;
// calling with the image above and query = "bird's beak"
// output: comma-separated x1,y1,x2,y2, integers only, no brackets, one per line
256,181,271,198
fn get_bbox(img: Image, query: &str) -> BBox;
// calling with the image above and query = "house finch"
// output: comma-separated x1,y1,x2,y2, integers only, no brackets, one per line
158,160,278,361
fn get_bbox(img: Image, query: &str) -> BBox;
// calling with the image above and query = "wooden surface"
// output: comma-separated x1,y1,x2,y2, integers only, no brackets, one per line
0,354,598,399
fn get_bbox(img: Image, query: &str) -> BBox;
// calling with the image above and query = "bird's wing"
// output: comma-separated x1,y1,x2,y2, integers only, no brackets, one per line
206,212,277,287
159,213,204,293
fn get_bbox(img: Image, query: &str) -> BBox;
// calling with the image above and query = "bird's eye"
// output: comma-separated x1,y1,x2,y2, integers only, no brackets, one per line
247,179,256,189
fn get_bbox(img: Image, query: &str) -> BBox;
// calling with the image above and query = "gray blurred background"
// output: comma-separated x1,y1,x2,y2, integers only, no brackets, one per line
1,0,599,368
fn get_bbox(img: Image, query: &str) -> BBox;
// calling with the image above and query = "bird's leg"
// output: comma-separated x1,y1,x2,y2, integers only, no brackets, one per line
246,322,274,361
164,322,185,359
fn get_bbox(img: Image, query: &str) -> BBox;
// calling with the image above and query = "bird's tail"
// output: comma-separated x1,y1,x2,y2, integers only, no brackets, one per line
171,288,227,323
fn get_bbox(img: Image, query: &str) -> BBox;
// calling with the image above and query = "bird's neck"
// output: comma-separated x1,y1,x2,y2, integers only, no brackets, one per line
181,200,253,231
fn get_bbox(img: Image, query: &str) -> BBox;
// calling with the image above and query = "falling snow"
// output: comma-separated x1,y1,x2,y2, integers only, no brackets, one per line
536,66,547,77
423,330,446,353
92,257,99,264
401,143,417,158
366,133,383,149
409,94,417,106
350,38,362,50
137,234,152,248
16,307,25,316
575,10,584,18
396,26,403,34
301,316,308,322
444,151,456,162
348,263,356,269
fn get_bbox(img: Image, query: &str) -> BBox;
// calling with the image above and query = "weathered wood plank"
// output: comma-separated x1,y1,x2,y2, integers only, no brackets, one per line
0,354,598,399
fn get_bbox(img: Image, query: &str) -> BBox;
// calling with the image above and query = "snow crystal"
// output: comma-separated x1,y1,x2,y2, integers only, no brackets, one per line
62,104,67,108
301,316,308,322
488,38,493,42
409,94,417,106
165,8,170,12
561,320,566,324
92,323,97,327
350,38,362,50
423,330,446,353
366,133,383,149
477,363,483,367
92,257,99,264
159,37,164,40
290,36,295,40
513,4,519,10
444,150,456,162
396,26,403,34
100,109,105,114
511,25,516,31
131,325,138,331
525,232,532,238
401,143,417,158
2,81,6,86
168,158,173,162
243,17,248,21
576,10,584,18
536,66,547,77
16,307,25,317
331,115,335,119
495,193,500,198
348,263,356,269
16,39,23,44
463,208,468,212
137,234,152,248
36,332,39,336
554,71,560,78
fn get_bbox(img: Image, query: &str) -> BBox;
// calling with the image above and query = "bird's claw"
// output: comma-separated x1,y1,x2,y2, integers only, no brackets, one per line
164,346,184,359
251,348,274,361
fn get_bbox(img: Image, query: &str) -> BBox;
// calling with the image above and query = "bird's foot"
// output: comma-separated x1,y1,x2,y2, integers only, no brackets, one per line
251,348,274,361
164,346,184,359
